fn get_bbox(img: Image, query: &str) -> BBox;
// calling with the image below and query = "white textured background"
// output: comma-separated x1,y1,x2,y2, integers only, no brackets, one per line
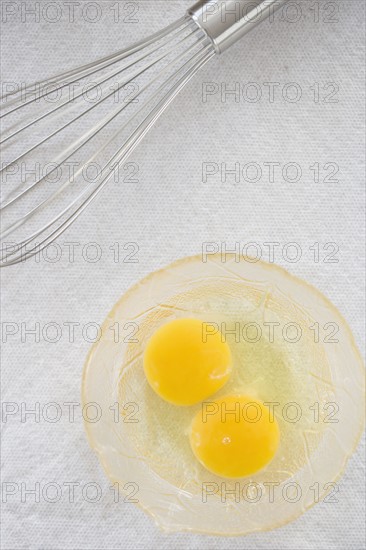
1,1,365,548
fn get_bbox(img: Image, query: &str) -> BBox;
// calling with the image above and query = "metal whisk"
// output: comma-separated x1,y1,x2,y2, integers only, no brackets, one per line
0,0,285,266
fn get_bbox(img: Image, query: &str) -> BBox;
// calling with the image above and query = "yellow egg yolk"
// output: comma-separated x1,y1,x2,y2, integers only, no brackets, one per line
143,318,231,406
190,395,280,478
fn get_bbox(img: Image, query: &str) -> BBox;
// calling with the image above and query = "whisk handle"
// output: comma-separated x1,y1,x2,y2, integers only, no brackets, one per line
188,0,287,53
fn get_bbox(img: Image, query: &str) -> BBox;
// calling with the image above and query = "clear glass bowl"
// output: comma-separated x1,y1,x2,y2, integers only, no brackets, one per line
82,254,365,535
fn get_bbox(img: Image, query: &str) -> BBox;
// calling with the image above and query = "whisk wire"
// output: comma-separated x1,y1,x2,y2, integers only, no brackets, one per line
0,25,192,144
0,24,197,160
1,35,209,240
0,17,188,109
2,48,214,266
2,31,205,213
0,16,215,266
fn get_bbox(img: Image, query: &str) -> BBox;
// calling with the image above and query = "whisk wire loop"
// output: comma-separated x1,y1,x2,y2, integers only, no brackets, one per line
0,16,214,266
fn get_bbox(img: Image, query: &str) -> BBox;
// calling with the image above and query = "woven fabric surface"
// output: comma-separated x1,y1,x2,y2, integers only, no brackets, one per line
1,1,365,549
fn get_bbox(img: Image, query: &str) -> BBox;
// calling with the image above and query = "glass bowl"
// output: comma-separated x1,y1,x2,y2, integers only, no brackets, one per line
82,254,365,535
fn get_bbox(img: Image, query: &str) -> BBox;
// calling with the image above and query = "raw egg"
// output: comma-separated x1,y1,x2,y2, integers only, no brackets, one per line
190,394,280,478
143,318,231,406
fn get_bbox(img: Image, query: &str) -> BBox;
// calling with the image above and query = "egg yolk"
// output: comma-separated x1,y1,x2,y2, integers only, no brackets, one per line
190,395,280,478
143,318,231,406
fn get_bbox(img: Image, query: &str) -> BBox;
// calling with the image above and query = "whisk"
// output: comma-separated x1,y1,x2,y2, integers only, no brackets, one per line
0,0,286,266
